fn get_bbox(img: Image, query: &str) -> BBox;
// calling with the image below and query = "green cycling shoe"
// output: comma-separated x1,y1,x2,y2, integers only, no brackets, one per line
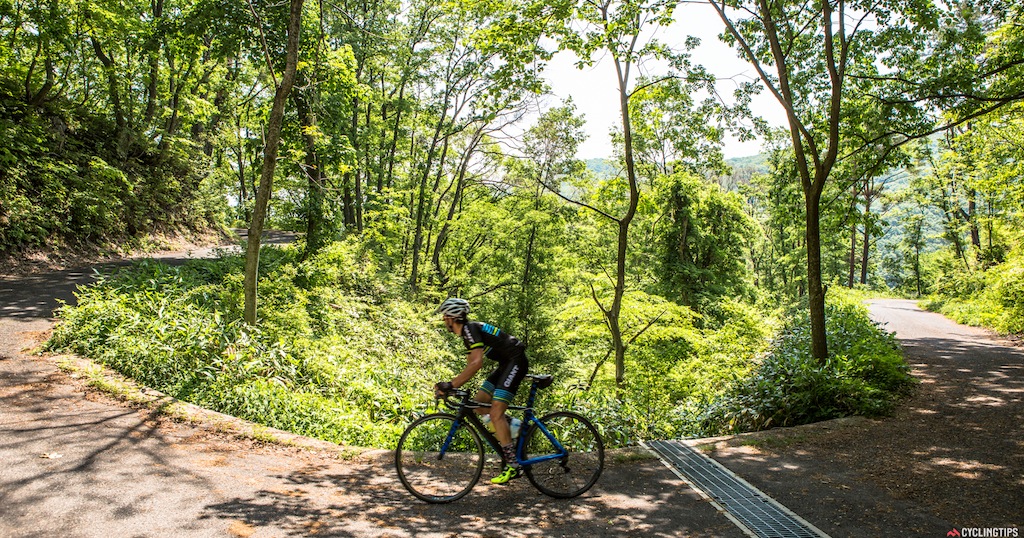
490,465,522,484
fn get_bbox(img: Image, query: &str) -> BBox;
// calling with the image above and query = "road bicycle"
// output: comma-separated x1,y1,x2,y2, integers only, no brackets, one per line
395,373,604,503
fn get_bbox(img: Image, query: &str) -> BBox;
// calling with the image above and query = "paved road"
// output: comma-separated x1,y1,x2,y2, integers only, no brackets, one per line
703,299,1023,537
0,250,742,538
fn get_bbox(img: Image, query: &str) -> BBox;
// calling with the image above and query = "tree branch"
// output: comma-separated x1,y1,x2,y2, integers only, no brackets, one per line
247,0,278,88
536,175,620,222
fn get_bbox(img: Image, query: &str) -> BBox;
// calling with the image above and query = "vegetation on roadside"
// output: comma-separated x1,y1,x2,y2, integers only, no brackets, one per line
701,294,914,434
0,81,226,258
922,254,1024,336
48,241,912,449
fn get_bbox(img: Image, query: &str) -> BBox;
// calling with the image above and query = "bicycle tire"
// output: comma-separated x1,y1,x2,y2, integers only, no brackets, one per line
395,413,484,503
523,411,604,498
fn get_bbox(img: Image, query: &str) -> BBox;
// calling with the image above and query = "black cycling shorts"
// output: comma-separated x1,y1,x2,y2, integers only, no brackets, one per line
480,352,528,404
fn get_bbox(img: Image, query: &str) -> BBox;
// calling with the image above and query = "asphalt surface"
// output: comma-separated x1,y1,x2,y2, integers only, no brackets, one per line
702,299,1023,537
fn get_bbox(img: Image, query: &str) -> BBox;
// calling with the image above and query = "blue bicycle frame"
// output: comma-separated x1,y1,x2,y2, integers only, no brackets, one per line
438,376,567,466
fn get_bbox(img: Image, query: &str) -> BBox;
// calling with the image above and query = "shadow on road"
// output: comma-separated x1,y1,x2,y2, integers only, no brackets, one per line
704,328,1023,535
0,382,219,535
200,460,745,537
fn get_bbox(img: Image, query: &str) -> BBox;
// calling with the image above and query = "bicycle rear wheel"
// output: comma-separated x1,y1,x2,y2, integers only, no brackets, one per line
523,411,604,498
395,413,484,503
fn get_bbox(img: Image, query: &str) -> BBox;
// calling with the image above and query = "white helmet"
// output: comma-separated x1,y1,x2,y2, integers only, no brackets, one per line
437,298,470,319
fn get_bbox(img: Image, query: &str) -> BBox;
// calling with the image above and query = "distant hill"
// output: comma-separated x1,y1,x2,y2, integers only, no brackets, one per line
586,158,618,179
584,154,770,189
726,154,769,173
722,153,769,189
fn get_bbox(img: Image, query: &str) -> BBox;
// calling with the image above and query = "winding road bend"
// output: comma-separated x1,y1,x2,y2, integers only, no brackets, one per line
703,299,1023,536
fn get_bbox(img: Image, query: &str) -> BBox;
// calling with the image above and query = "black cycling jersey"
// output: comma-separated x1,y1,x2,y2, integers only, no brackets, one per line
459,321,525,364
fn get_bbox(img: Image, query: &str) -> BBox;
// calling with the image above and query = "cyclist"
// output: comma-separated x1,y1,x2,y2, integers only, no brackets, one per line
433,297,528,485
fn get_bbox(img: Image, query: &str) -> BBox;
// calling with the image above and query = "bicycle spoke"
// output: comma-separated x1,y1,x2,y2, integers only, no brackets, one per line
395,414,484,503
523,411,604,498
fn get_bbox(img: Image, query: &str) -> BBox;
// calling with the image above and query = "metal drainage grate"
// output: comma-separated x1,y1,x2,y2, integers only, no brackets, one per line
644,440,830,538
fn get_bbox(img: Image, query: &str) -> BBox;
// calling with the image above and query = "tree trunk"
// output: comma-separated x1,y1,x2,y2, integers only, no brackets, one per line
610,55,640,385
347,96,359,229
25,33,56,106
521,222,537,343
431,128,483,284
296,86,325,260
384,83,407,192
848,184,858,288
143,0,164,125
914,243,922,297
90,36,127,152
235,114,250,222
806,182,828,361
848,221,857,288
860,196,872,285
409,166,429,293
968,190,980,251
342,172,354,227
409,116,449,293
243,0,304,325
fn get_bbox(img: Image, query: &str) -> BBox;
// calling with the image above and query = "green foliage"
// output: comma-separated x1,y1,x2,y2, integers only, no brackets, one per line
48,226,920,449
906,102,1024,335
0,82,225,255
19,0,951,452
925,246,1024,334
655,172,757,312
48,243,451,448
701,291,915,434
538,291,771,445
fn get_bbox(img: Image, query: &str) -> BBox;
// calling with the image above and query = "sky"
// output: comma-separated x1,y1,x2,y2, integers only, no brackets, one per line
541,2,788,160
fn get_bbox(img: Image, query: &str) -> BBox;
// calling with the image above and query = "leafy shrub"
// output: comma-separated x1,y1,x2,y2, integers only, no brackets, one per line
926,246,1024,334
700,291,915,434
544,293,771,444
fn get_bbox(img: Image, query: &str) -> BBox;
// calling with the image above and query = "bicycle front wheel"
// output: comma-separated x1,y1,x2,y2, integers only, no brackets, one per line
395,413,484,503
523,411,604,498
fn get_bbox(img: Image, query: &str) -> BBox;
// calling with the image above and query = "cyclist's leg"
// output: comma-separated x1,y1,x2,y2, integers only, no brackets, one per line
489,355,528,485
489,397,520,484
475,371,498,417
476,370,518,483
487,357,526,446
495,354,528,450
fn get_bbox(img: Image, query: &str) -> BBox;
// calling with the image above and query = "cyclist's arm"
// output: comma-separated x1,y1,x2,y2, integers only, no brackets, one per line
451,347,485,389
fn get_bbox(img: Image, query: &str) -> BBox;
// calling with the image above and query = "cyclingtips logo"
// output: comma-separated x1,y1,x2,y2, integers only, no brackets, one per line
947,528,1019,537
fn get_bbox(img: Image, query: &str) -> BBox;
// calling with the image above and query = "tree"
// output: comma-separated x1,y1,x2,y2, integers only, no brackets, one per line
657,172,756,309
243,0,305,325
555,0,682,384
622,75,738,184
405,0,556,293
507,103,588,345
705,0,1024,361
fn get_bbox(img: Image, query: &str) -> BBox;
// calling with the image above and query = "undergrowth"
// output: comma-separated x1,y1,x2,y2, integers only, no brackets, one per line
923,247,1024,335
700,292,916,434
47,242,914,448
